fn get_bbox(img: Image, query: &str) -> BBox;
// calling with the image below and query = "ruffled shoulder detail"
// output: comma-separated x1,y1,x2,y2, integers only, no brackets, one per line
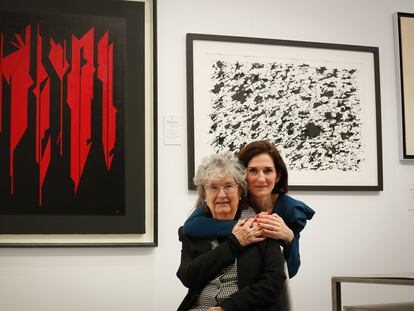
274,193,315,232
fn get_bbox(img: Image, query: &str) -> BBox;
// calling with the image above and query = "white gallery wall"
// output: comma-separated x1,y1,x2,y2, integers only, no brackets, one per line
1,0,414,310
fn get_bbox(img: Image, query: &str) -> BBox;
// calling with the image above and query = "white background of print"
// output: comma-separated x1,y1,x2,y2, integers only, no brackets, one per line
192,40,379,187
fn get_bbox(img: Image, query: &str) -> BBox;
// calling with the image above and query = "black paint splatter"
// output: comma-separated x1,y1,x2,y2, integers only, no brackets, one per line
208,59,364,171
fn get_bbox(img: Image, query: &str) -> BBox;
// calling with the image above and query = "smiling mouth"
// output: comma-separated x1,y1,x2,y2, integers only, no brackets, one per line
216,201,230,205
216,201,230,206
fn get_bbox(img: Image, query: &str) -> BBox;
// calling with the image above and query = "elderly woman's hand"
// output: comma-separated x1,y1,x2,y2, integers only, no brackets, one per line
208,307,225,311
232,218,265,246
255,212,294,245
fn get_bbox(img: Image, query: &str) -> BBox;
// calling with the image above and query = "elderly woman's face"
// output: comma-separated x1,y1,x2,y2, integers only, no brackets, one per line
205,176,241,220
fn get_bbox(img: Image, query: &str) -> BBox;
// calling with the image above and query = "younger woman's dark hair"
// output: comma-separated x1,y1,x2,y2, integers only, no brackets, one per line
237,140,288,193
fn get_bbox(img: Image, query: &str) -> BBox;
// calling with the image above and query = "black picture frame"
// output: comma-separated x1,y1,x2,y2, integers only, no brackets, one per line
396,12,414,160
0,0,158,246
187,33,382,191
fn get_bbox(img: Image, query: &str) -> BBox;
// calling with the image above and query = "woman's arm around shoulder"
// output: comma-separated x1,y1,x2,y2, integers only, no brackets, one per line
183,205,237,238
277,194,315,232
276,193,315,278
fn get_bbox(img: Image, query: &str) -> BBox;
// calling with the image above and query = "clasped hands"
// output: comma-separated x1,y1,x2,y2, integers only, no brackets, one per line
232,212,294,246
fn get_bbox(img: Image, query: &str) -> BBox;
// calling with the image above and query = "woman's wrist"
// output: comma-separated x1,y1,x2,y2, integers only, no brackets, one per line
285,229,294,245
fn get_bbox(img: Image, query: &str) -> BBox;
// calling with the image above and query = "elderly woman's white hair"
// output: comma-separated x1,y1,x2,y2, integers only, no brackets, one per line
193,152,247,208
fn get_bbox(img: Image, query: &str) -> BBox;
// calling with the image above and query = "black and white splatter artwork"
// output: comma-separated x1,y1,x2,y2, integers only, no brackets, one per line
208,59,365,172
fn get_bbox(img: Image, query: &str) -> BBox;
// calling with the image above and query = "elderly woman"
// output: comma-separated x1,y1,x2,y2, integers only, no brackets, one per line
177,152,287,311
183,141,315,278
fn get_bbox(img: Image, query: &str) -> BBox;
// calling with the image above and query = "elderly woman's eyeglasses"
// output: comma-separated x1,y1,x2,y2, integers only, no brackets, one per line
204,183,239,194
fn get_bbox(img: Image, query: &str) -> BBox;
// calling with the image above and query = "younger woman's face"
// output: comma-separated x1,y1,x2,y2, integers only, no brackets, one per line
246,153,280,199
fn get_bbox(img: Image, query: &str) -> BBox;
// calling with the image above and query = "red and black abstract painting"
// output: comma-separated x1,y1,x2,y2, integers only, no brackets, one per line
0,11,126,216
0,0,158,239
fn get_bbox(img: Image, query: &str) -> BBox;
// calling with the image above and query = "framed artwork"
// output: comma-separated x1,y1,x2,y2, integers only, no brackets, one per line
187,33,383,191
0,0,158,246
396,12,414,160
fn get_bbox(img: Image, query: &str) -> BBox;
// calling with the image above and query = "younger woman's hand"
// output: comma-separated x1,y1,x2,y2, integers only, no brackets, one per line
232,218,265,246
208,307,225,311
255,212,294,244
